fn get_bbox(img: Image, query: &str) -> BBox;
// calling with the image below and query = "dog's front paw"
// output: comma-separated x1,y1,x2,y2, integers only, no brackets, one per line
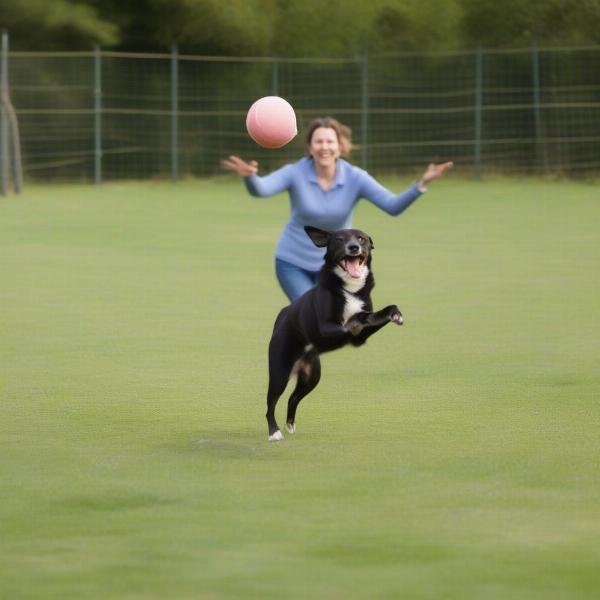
387,305,404,325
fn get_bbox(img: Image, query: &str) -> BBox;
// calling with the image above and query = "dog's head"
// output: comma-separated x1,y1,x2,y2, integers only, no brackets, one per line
305,226,374,281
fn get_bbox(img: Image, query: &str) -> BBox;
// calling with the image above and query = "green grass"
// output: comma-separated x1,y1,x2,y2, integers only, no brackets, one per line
1,177,599,599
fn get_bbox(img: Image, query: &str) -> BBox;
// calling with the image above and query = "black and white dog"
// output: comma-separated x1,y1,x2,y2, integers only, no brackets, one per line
266,226,403,441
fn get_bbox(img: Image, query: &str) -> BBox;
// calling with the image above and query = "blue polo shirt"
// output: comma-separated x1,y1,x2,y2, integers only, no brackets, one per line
245,157,424,271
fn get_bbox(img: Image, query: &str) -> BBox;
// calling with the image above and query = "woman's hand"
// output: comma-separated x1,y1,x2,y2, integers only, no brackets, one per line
419,161,453,188
221,155,258,177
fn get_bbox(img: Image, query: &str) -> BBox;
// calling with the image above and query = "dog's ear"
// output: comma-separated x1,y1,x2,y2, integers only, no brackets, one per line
304,226,331,248
369,236,375,250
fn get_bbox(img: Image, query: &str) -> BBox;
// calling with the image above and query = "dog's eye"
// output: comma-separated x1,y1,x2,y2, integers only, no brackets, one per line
357,236,364,242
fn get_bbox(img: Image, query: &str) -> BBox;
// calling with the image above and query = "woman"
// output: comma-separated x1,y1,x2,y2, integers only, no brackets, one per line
222,117,452,302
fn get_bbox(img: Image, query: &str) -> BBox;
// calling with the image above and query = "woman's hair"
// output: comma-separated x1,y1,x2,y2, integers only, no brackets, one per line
304,117,354,158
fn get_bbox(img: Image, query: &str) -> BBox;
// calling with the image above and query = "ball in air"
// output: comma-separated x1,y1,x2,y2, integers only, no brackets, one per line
246,96,298,149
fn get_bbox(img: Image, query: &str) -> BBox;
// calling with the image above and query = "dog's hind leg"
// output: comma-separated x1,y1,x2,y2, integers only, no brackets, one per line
266,337,298,442
286,348,321,434
266,376,287,442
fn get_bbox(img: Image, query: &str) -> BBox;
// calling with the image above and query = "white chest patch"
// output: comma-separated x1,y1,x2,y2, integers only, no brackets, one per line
342,291,365,325
332,264,369,325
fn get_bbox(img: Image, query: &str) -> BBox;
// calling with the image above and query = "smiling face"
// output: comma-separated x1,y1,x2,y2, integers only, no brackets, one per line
308,127,341,169
304,226,374,284
328,229,373,280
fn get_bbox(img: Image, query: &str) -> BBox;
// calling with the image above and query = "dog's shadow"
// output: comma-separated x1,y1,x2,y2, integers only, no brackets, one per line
184,428,285,459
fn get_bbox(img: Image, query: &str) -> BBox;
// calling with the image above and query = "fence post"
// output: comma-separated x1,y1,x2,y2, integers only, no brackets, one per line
531,45,547,172
271,60,279,96
0,31,9,195
360,53,369,170
0,31,22,194
94,45,102,185
474,46,483,180
171,44,179,183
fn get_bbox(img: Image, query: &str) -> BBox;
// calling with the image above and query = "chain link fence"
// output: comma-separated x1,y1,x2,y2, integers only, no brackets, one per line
2,44,600,184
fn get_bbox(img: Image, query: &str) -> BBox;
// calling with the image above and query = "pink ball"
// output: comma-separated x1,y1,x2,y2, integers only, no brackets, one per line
246,96,298,149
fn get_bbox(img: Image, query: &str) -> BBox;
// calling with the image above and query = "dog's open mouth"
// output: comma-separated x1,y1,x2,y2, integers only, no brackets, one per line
339,255,366,278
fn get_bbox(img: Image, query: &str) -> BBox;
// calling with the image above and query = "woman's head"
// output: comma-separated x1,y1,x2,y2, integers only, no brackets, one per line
305,117,353,161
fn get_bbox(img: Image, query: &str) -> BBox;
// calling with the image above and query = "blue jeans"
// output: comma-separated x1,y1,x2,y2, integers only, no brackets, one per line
275,258,319,302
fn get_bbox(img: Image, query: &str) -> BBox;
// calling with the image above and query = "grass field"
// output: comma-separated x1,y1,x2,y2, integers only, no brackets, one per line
1,177,599,599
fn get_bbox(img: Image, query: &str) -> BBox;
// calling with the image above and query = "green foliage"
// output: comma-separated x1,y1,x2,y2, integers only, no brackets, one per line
369,0,464,53
140,0,279,55
270,0,379,57
1,0,118,49
3,0,599,53
460,0,600,48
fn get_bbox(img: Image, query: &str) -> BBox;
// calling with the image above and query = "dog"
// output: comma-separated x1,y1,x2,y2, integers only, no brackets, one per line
266,226,403,441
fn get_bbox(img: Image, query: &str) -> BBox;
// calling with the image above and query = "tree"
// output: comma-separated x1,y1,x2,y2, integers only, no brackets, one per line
87,0,278,55
459,0,600,48
0,0,118,50
3,0,600,54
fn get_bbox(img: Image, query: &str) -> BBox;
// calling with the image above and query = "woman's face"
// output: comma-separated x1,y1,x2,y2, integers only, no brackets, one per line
308,127,340,168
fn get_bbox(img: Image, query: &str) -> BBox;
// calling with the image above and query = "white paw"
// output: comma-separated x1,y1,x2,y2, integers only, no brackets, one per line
286,422,296,434
268,430,284,442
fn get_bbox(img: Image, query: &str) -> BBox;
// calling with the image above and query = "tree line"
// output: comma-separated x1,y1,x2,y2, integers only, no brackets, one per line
2,0,600,55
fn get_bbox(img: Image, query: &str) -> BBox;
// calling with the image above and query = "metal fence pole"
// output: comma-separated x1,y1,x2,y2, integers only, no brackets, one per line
94,45,102,184
0,31,9,195
271,60,279,96
1,31,22,194
532,45,547,172
474,47,483,180
360,54,369,170
171,44,179,183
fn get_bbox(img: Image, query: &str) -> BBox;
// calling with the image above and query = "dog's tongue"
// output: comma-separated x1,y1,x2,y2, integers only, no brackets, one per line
345,258,362,278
